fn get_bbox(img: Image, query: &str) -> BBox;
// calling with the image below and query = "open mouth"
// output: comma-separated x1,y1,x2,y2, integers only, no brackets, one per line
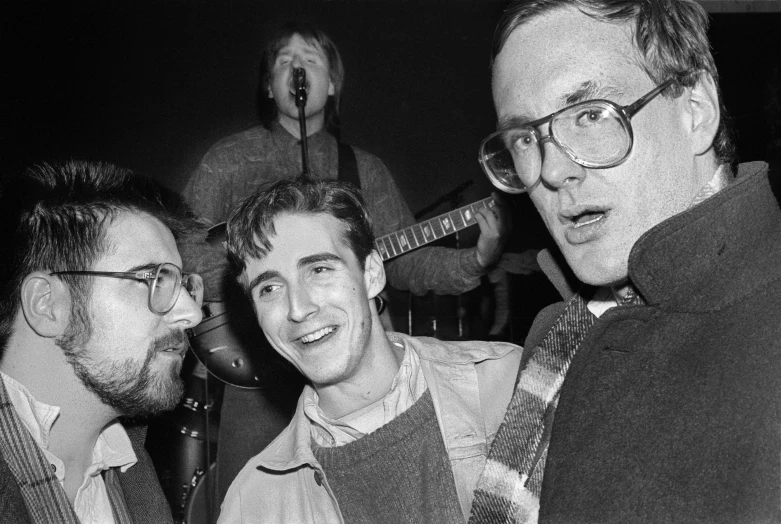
571,210,607,228
300,326,336,344
289,83,309,96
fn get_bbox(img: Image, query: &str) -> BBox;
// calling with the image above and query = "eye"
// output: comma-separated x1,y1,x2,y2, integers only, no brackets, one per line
257,284,281,298
312,266,331,275
574,107,609,127
506,129,536,154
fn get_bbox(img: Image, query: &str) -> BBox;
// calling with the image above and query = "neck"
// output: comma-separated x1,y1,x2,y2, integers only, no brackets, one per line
315,316,403,419
1,333,117,482
277,112,325,139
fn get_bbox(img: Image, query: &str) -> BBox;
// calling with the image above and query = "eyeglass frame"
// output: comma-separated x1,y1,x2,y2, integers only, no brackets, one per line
478,74,684,193
50,262,203,315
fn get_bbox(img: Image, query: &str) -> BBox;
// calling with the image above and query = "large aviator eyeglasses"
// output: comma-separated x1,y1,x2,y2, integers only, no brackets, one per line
51,262,204,315
478,75,683,194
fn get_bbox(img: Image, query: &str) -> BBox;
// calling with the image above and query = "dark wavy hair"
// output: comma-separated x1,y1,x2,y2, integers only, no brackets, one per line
258,21,346,136
226,177,374,282
492,0,735,165
0,160,200,356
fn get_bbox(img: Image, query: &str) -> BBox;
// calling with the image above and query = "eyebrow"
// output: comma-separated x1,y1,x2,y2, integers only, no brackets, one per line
246,252,344,293
127,262,161,274
497,80,625,130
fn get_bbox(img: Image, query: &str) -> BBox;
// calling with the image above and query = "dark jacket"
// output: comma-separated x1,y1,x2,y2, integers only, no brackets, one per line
532,162,781,523
0,422,173,524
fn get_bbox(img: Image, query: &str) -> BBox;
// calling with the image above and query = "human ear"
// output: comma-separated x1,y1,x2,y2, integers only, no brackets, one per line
20,273,70,338
685,72,720,156
328,78,335,97
363,250,386,300
267,84,274,99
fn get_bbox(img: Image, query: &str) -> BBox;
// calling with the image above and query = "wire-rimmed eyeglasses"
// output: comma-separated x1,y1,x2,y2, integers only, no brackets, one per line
478,75,683,194
51,262,204,315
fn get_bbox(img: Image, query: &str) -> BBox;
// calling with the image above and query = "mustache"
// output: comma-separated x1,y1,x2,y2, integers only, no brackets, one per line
151,330,189,352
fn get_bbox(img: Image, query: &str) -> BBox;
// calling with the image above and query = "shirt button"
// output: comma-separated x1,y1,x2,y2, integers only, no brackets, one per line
314,471,323,486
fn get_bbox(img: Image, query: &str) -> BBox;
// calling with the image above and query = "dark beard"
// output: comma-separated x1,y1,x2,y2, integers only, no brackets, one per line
58,316,186,417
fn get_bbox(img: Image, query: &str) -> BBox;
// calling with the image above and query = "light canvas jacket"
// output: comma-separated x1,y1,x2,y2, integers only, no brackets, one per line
217,332,523,524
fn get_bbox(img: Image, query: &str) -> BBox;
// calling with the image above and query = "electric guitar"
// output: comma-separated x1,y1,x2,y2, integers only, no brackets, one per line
189,196,496,388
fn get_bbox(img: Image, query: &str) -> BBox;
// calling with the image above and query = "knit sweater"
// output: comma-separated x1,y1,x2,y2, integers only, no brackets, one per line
313,390,463,524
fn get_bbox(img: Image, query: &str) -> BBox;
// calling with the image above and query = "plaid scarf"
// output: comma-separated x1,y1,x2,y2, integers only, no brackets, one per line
468,293,597,524
0,377,133,524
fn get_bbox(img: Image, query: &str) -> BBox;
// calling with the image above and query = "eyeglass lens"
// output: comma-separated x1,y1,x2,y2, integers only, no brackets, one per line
482,101,632,192
149,264,181,314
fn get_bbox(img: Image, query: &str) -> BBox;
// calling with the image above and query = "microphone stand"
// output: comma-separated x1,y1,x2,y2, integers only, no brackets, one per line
294,68,310,177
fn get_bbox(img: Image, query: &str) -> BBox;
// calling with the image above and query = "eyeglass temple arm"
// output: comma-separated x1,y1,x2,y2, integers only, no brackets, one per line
621,74,691,119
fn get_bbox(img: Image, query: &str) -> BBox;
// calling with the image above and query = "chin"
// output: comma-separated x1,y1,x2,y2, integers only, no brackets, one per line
568,252,629,288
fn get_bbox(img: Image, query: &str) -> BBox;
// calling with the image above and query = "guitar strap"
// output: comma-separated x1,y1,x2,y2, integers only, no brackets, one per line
337,141,361,189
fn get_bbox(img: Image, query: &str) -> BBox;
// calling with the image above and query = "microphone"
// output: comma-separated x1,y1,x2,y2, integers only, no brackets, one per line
294,67,307,108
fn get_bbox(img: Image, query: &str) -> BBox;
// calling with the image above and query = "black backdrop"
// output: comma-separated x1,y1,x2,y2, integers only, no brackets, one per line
6,2,779,213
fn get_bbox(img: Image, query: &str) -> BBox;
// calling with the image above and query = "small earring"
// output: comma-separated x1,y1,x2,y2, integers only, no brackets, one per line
373,295,386,315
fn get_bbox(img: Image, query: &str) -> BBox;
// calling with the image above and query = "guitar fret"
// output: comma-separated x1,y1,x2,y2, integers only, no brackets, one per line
397,230,412,251
450,209,466,230
403,227,419,249
387,233,403,255
376,238,389,259
384,236,399,259
411,224,426,246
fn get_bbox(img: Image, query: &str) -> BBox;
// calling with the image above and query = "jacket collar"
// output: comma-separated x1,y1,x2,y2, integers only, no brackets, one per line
630,161,780,310
253,389,321,473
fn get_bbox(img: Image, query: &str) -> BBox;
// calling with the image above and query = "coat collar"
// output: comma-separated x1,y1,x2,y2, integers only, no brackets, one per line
630,161,780,310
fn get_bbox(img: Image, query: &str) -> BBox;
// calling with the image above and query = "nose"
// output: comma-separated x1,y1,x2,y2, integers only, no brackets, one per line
537,135,587,190
167,286,203,328
287,282,318,323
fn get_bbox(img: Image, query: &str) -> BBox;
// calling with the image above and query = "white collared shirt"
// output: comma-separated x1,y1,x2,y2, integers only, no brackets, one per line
303,340,427,447
0,371,137,524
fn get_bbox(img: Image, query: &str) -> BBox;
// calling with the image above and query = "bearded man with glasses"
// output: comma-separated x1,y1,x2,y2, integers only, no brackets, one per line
468,1,781,523
0,161,203,523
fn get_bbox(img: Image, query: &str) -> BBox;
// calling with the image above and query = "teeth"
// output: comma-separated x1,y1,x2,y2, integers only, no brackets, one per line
573,212,605,228
301,326,334,344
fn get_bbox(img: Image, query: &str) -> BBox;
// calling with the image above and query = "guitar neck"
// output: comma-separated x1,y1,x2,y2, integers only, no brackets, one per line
375,197,495,262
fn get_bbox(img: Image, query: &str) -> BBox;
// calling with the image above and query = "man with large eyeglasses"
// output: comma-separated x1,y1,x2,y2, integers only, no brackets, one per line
468,1,781,524
0,161,203,523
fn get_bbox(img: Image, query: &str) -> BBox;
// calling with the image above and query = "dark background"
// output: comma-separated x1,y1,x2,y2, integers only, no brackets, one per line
5,1,781,340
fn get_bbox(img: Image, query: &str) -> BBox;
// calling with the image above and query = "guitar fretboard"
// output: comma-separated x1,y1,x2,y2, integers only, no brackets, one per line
375,197,495,261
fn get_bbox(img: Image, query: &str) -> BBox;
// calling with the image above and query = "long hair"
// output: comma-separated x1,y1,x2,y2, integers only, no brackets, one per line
492,0,735,165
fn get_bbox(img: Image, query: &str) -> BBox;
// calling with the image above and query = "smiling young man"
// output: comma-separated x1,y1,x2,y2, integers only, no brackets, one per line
468,1,781,523
0,161,204,523
181,20,510,504
215,177,521,523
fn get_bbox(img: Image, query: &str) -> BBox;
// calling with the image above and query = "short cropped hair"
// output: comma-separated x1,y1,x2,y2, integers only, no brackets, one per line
492,0,735,165
258,21,346,135
0,160,200,355
226,177,374,281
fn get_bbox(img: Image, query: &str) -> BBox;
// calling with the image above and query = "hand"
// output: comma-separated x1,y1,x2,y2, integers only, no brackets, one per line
475,192,512,269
